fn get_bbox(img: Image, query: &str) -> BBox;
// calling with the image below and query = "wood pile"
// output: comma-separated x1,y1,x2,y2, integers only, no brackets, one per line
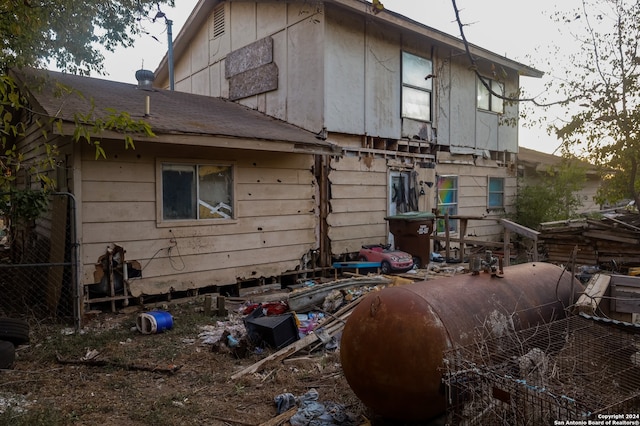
539,212,640,268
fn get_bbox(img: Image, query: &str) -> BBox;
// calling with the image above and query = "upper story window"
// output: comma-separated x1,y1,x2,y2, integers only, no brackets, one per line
477,78,504,113
402,51,432,122
159,161,234,223
488,177,505,210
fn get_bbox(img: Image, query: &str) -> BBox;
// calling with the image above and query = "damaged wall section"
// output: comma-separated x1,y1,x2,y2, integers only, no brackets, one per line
225,37,278,100
79,142,320,301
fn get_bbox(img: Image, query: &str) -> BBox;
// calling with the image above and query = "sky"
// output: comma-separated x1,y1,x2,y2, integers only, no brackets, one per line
99,0,584,154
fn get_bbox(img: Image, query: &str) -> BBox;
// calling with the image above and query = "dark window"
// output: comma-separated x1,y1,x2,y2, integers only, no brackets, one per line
477,78,504,113
488,177,505,209
161,163,233,221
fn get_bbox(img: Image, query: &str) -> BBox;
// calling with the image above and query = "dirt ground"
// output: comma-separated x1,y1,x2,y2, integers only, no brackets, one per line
1,265,475,426
0,296,376,426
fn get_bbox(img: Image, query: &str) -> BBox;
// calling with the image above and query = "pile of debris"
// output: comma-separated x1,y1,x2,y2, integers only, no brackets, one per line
538,212,640,270
212,265,468,364
199,275,395,374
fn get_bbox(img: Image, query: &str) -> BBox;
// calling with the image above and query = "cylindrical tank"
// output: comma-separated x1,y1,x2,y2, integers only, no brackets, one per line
340,262,581,421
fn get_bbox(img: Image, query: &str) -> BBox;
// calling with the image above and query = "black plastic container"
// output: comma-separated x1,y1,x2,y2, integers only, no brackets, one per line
244,313,299,349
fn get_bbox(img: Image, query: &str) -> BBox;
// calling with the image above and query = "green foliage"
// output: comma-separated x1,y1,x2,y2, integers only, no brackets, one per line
0,75,26,174
0,1,164,231
593,157,640,207
0,73,154,192
511,184,552,230
0,0,175,75
73,106,155,159
0,189,49,226
0,74,58,192
0,188,50,252
545,0,640,210
511,160,588,229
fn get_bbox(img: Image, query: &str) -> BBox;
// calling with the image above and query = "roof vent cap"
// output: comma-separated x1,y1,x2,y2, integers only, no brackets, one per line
135,69,155,90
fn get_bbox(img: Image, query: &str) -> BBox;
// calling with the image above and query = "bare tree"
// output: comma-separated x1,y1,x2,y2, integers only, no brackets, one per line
451,0,640,209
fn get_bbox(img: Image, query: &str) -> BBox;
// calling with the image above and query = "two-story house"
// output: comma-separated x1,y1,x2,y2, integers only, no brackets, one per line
154,0,543,266
7,0,544,316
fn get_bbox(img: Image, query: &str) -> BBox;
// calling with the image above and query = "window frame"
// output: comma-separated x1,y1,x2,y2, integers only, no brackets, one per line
156,158,237,227
436,175,458,233
401,51,433,122
487,176,505,211
477,77,504,114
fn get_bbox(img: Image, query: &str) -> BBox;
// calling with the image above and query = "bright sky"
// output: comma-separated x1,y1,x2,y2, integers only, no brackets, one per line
100,0,584,154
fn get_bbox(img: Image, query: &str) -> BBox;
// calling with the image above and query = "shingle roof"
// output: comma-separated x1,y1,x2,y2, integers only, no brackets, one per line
11,67,338,154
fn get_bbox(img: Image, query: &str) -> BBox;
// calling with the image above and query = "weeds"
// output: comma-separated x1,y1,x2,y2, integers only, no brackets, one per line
0,405,66,426
0,300,364,425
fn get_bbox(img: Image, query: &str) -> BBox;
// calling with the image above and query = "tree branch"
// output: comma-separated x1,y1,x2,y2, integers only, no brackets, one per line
450,0,576,108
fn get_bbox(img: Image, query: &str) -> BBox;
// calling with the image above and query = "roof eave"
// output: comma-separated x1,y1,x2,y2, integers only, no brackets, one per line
326,0,543,78
55,122,338,155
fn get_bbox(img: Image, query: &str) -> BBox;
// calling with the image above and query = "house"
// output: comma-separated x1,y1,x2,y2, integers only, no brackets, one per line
9,0,545,312
10,67,337,304
517,146,602,214
153,0,543,264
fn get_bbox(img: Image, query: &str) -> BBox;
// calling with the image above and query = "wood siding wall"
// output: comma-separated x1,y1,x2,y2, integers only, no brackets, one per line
159,0,527,256
327,155,388,255
77,140,319,296
436,159,517,241
12,120,69,263
327,154,436,256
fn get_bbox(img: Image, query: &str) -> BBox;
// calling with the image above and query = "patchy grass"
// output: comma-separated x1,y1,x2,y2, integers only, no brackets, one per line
0,405,67,426
0,299,369,425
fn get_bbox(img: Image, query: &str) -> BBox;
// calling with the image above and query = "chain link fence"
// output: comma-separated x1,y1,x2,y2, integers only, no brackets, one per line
0,192,80,329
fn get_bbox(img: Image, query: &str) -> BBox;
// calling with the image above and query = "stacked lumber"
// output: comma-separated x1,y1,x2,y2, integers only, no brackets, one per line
539,212,640,267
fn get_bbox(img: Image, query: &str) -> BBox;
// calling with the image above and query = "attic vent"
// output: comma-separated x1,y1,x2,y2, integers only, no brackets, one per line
213,5,225,38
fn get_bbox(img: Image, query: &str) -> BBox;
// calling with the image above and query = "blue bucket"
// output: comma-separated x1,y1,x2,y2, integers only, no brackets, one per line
136,310,174,334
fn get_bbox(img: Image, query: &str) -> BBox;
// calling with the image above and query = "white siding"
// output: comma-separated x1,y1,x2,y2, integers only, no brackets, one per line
324,8,366,135
230,2,257,50
365,16,402,138
444,55,477,148
162,1,532,260
327,155,388,255
436,159,517,241
286,13,324,132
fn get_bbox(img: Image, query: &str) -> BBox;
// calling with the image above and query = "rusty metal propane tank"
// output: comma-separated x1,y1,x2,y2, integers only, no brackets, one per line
340,262,581,421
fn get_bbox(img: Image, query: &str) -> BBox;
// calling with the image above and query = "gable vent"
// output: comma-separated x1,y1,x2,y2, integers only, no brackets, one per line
213,5,225,38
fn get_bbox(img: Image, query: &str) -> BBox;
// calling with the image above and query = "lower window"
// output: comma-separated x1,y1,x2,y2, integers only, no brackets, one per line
161,162,234,221
488,177,505,210
436,175,458,233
